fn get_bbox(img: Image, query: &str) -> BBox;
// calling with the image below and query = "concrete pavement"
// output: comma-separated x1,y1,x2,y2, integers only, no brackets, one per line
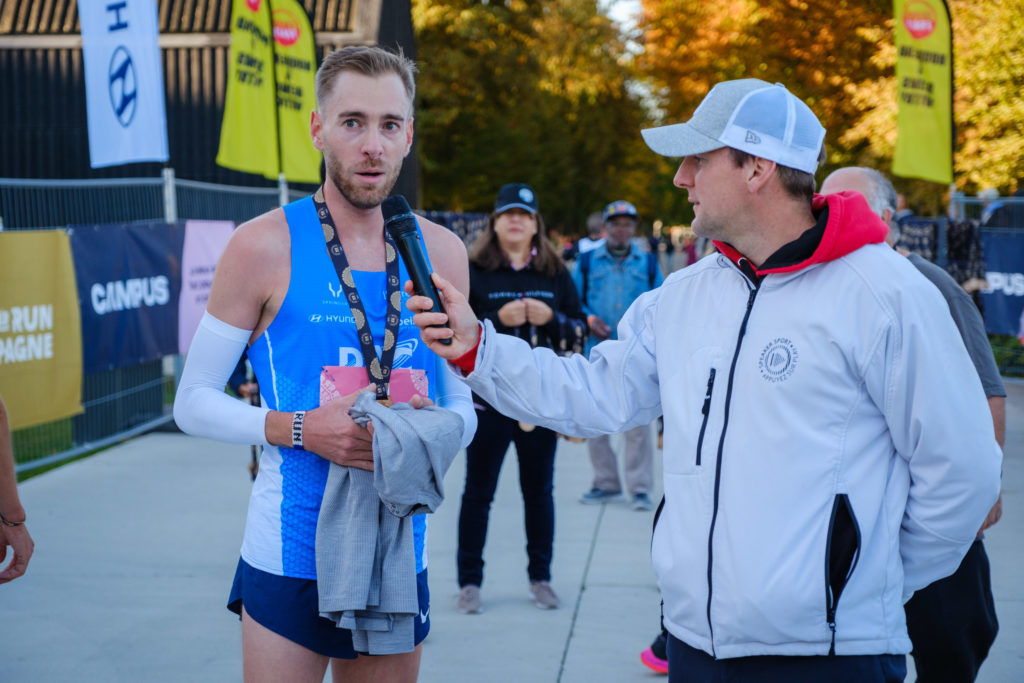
2,384,1023,681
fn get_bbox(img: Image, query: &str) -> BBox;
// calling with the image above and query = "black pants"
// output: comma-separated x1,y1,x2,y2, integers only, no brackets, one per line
905,539,998,682
457,407,557,587
667,635,906,682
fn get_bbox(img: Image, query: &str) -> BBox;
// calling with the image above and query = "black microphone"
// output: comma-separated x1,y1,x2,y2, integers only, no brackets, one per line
382,195,451,345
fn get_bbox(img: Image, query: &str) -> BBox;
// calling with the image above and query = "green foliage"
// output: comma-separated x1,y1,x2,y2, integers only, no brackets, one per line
12,419,72,465
412,0,1022,232
989,334,1024,377
413,0,657,234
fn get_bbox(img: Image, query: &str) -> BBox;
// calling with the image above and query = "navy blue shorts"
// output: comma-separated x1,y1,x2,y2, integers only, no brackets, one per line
227,558,430,658
667,635,906,682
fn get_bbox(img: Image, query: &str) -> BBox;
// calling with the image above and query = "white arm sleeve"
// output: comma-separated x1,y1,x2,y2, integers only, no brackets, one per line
173,312,271,446
435,354,477,450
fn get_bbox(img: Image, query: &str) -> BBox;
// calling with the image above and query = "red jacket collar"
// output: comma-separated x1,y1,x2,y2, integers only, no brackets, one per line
714,192,888,277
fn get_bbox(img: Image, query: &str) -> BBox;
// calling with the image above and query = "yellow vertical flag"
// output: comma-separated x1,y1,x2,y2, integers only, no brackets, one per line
0,232,83,430
216,0,279,180
892,0,954,184
270,0,321,184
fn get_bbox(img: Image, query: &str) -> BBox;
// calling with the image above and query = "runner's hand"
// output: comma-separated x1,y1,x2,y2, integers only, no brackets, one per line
303,384,375,470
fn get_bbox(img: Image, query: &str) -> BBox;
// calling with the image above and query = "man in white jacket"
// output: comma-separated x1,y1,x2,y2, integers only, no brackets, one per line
407,79,1002,682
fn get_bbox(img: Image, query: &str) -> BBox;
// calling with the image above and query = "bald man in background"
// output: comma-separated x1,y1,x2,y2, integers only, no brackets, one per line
821,167,1004,683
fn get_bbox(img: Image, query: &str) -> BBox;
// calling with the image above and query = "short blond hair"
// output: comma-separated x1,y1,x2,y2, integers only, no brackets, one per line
315,45,417,112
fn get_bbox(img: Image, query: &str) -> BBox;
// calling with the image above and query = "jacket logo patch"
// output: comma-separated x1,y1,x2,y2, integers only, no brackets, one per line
759,337,798,383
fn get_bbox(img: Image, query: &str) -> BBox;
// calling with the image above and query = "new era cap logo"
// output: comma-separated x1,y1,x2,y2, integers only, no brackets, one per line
745,130,761,144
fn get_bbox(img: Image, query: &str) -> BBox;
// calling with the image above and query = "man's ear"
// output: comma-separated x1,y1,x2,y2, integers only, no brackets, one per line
311,110,323,151
404,116,415,157
746,156,776,193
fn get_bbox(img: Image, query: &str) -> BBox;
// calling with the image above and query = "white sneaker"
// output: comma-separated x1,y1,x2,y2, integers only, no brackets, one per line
529,581,560,609
456,585,482,614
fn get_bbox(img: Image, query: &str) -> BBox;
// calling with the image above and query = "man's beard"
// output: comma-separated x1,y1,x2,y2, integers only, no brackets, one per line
324,149,402,210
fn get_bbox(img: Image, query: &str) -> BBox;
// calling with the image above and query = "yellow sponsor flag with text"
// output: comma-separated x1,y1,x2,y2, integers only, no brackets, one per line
270,0,321,183
216,0,279,180
0,232,83,430
892,0,954,184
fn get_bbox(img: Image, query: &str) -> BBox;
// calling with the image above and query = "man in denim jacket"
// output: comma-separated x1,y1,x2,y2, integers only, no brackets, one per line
572,201,664,511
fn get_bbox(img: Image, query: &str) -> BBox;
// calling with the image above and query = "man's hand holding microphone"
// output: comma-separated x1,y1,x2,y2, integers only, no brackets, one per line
404,273,480,363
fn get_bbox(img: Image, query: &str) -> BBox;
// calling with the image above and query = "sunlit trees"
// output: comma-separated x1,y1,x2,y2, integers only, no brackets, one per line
413,0,654,232
635,0,1023,214
412,0,1022,228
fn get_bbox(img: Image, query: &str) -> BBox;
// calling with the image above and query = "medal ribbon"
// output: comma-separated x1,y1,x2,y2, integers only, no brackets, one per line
313,187,402,401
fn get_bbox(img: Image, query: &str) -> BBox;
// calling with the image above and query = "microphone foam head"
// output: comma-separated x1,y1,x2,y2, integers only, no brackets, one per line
382,195,412,222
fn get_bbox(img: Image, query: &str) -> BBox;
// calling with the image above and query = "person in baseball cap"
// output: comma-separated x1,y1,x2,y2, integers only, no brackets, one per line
406,76,999,682
641,79,825,175
494,182,539,215
603,200,638,222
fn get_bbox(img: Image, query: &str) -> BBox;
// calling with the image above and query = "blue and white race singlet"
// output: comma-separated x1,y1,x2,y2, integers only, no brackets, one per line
242,196,438,579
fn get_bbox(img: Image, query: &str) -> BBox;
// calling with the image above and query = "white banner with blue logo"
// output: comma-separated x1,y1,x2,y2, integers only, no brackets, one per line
79,0,169,167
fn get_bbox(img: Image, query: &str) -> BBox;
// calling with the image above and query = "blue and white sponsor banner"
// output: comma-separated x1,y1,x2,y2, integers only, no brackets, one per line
979,229,1024,337
69,222,184,372
79,0,169,167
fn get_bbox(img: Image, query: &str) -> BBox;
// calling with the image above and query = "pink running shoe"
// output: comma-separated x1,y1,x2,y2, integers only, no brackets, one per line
640,631,669,674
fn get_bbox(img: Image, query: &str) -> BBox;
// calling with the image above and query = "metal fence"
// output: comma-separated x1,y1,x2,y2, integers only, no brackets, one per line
176,177,305,224
0,177,165,229
949,192,1024,227
0,170,302,230
0,171,304,474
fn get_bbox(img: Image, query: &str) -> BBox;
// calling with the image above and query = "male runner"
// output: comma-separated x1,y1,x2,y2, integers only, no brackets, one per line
175,46,474,682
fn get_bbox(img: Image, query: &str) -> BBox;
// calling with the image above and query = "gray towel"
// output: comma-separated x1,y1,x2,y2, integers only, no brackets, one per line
315,391,463,654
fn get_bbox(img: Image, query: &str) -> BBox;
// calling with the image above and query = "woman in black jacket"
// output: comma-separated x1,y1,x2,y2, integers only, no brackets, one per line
455,183,586,615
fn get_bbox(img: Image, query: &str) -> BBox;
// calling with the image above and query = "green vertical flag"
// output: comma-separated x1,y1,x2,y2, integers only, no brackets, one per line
217,0,278,179
892,0,954,184
270,0,321,184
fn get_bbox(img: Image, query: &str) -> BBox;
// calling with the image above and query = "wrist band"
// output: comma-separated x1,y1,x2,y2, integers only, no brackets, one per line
0,511,25,527
291,410,306,450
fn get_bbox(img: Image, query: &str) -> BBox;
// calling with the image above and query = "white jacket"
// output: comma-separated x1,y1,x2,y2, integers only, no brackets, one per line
462,193,1001,659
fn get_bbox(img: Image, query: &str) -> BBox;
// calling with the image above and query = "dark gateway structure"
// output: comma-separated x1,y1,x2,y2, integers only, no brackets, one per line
0,0,419,202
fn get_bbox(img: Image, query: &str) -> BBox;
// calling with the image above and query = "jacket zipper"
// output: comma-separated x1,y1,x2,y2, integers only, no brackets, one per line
695,368,717,466
824,494,862,655
705,268,759,657
825,499,840,655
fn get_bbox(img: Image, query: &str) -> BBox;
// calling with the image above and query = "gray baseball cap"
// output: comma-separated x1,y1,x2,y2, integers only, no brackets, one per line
641,79,826,174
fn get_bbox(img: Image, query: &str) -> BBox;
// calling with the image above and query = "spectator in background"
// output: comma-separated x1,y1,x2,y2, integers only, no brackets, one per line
979,188,1003,226
0,394,34,583
894,193,914,226
985,186,1024,228
228,353,258,401
821,166,1005,683
454,183,587,615
679,234,698,269
573,200,663,511
227,354,262,480
575,212,606,256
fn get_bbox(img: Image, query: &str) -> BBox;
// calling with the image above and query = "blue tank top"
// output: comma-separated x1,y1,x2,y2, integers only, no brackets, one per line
242,195,437,579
